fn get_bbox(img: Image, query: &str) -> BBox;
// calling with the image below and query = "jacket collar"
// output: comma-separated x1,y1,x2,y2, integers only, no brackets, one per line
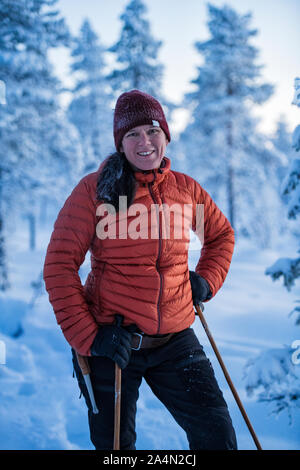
133,157,171,184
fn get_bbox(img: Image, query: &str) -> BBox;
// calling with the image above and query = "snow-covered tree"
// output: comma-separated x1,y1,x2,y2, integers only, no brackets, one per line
178,4,283,246
292,78,300,153
273,116,293,156
108,0,172,112
67,19,114,171
272,116,293,190
244,77,300,418
244,346,300,419
268,78,300,320
0,0,82,289
108,0,162,95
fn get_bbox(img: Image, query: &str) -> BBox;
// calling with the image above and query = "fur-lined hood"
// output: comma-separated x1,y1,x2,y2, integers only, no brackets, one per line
96,153,170,211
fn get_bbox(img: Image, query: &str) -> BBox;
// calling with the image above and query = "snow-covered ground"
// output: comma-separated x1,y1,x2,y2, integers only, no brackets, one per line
0,224,299,450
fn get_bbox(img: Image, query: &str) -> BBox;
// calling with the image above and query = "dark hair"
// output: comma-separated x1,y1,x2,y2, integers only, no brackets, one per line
96,152,137,212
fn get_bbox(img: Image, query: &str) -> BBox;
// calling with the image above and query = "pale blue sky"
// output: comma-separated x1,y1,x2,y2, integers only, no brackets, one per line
53,0,300,135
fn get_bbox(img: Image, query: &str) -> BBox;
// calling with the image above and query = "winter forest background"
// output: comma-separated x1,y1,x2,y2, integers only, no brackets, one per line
0,0,300,450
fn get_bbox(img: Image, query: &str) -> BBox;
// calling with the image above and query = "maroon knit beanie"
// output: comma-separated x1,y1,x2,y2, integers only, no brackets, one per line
113,89,171,151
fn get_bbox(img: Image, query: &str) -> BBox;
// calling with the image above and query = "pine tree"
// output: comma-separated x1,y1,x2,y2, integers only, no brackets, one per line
179,4,281,245
67,19,114,172
273,117,293,156
108,0,164,100
0,0,81,289
271,116,298,214
267,77,300,311
244,78,300,417
272,117,293,189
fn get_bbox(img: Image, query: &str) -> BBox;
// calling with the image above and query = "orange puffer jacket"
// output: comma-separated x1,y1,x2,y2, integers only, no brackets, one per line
43,157,234,355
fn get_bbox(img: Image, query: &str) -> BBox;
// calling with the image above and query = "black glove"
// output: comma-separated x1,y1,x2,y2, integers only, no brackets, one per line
189,270,212,305
90,318,136,369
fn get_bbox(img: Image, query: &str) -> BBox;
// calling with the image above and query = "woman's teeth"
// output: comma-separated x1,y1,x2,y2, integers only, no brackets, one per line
137,151,153,156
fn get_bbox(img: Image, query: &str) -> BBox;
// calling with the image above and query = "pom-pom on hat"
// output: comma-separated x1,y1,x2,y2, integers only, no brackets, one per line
113,89,171,151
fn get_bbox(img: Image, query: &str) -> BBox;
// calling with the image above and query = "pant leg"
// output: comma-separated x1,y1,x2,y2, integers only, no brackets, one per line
143,329,237,450
72,349,143,450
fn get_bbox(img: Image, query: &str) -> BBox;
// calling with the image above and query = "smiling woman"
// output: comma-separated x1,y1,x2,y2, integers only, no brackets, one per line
120,124,169,171
43,88,237,451
109,89,171,173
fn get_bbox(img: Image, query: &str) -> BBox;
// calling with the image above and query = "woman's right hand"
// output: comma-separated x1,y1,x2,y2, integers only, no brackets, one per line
90,322,136,369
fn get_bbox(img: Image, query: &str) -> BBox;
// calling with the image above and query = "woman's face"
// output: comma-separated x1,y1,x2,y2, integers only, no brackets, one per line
120,124,169,171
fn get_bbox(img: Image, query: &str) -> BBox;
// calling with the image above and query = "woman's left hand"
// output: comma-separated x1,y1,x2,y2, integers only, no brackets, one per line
189,271,212,305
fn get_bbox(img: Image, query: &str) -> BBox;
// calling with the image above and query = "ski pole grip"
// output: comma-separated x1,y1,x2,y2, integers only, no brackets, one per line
76,352,90,376
114,314,124,327
194,301,204,313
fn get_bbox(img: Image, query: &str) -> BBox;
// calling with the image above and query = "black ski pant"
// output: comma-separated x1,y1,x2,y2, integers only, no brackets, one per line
72,327,237,450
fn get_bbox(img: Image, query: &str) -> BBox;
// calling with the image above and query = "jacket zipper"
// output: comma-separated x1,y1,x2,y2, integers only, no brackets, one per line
148,179,163,334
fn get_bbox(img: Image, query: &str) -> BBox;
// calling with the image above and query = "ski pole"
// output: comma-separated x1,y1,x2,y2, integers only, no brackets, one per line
195,303,262,451
113,314,124,450
76,352,99,414
114,361,122,450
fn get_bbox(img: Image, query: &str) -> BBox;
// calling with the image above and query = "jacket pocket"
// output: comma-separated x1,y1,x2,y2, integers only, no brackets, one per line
95,262,106,315
84,262,106,317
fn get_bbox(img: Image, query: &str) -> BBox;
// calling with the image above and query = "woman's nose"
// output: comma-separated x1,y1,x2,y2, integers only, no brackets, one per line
139,131,151,145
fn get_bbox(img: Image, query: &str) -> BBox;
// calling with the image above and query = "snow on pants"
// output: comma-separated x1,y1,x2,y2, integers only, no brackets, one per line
72,327,237,450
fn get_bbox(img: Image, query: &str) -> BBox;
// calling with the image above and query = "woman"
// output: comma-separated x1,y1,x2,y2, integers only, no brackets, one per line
43,89,237,450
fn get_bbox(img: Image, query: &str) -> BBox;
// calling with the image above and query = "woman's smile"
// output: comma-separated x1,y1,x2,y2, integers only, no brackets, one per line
120,124,169,171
